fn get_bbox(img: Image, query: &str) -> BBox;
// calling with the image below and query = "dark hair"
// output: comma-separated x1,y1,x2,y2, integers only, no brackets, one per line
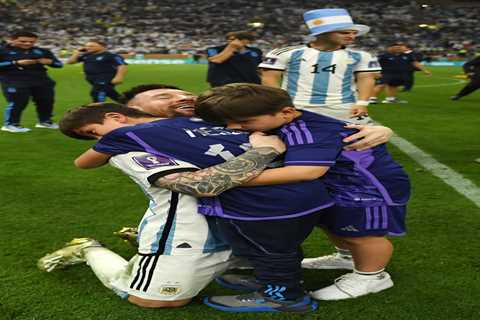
11,31,38,39
226,31,255,42
120,84,182,104
59,103,154,140
87,39,107,47
195,83,293,124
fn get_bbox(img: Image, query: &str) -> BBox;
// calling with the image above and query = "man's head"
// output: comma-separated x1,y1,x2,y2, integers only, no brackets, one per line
84,40,107,54
122,84,197,118
195,83,298,131
226,31,256,47
317,30,358,46
10,31,38,49
387,42,407,54
59,103,155,140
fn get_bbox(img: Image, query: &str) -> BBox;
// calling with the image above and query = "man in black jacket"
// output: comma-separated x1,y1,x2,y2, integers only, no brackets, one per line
451,55,480,101
0,31,63,133
206,31,262,87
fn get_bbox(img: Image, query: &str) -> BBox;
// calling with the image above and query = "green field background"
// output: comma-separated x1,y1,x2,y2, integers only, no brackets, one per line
0,65,478,320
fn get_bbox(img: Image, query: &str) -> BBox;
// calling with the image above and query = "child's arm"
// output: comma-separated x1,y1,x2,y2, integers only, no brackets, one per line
154,133,285,197
243,165,329,186
74,148,112,169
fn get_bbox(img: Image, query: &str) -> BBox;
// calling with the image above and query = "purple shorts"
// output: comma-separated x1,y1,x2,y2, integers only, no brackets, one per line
316,205,407,237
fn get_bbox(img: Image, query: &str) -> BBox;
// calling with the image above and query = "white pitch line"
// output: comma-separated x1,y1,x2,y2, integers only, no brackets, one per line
389,134,480,208
415,77,466,88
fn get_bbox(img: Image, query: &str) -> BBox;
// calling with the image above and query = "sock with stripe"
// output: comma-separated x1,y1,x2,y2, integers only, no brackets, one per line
353,268,385,278
336,247,353,260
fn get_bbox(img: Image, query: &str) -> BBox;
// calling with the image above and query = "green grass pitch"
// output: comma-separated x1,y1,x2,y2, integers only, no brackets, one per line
0,65,479,320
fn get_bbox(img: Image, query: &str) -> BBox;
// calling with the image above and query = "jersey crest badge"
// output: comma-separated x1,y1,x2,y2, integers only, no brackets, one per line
262,57,277,65
132,154,177,169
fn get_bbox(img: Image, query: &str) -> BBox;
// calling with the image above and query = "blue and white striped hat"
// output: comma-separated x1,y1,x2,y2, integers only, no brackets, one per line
304,8,370,36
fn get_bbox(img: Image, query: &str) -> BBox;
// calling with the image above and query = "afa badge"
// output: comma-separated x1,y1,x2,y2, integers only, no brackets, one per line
159,286,181,296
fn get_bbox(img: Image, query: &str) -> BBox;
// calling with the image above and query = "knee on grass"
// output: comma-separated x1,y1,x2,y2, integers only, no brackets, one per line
128,295,191,308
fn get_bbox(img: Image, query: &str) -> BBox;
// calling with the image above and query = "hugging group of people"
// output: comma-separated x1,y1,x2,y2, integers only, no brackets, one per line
38,8,410,314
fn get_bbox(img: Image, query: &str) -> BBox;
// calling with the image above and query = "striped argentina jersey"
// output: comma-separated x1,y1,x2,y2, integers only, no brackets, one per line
259,45,381,112
109,151,230,255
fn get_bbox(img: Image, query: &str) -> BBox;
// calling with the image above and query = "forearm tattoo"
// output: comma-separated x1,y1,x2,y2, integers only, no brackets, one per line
154,147,279,197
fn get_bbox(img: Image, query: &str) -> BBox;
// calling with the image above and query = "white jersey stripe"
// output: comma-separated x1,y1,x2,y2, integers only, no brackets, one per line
306,16,354,28
286,49,305,98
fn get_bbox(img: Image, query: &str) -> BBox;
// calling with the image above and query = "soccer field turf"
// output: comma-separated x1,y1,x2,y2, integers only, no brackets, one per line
0,65,479,320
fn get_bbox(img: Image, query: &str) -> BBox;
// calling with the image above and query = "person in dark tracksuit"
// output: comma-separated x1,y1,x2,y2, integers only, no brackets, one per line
369,42,431,104
67,40,128,103
0,31,63,133
402,47,423,92
451,55,480,101
206,31,262,87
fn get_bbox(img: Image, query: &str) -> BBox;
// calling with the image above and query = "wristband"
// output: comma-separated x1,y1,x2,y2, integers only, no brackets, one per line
356,100,369,106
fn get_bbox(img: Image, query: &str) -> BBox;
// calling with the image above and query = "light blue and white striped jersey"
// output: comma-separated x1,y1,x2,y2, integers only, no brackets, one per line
260,45,381,121
109,151,230,255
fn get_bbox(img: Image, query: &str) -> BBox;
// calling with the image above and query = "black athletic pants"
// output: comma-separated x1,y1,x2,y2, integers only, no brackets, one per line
87,78,121,102
1,80,55,126
455,75,480,98
216,211,322,301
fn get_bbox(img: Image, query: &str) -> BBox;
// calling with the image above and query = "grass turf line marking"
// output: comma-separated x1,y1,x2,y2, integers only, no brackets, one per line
415,77,466,88
389,134,480,208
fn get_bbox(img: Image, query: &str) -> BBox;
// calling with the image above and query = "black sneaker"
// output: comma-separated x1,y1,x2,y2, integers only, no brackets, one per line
203,292,318,313
215,274,261,291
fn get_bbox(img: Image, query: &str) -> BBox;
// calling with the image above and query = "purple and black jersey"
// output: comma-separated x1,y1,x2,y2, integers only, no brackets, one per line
93,117,334,220
278,110,411,208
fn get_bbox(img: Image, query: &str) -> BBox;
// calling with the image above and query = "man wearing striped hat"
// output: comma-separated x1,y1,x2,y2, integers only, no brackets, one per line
260,8,380,124
260,9,402,301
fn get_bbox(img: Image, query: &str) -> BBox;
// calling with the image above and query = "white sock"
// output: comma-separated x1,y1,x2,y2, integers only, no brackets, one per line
83,247,128,290
335,247,353,259
354,268,385,277
386,97,396,101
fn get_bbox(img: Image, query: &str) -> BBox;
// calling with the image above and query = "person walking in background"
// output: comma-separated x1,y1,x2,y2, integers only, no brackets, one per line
0,31,63,133
67,40,128,102
402,45,424,92
450,54,480,101
206,31,262,87
369,42,431,104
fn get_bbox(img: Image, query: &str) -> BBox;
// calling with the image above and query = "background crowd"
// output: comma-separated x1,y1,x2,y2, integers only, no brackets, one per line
1,0,479,60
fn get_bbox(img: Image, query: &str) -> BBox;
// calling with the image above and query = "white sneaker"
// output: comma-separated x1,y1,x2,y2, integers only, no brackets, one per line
37,238,102,272
302,252,354,270
381,99,408,104
35,122,59,129
1,125,31,133
310,271,393,300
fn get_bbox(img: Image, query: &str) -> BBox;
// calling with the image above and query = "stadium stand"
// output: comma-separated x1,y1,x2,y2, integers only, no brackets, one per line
0,0,479,59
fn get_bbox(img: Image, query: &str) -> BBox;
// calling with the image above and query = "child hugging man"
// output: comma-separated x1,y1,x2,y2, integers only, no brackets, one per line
51,102,338,313
195,83,411,300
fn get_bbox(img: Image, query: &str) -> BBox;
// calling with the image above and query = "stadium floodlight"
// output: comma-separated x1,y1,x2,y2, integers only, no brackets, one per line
421,4,430,8
248,22,264,28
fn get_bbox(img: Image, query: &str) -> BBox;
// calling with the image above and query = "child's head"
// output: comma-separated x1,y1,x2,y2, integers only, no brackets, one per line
59,103,154,140
195,83,299,131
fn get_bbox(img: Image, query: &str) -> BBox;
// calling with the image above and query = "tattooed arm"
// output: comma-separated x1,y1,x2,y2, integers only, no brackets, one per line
154,147,280,197
153,133,285,197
